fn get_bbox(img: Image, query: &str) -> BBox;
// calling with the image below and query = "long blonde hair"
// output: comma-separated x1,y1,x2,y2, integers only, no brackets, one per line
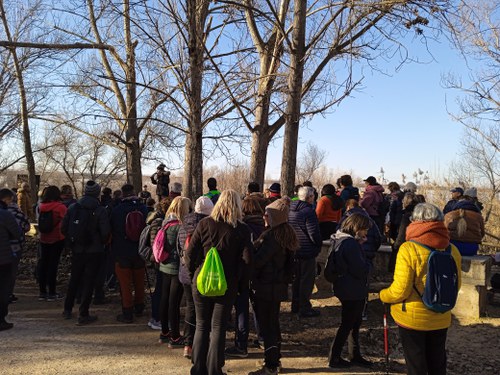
166,196,192,223
456,209,468,237
211,189,242,228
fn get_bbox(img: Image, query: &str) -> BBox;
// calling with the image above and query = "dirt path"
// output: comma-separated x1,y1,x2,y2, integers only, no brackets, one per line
2,279,500,375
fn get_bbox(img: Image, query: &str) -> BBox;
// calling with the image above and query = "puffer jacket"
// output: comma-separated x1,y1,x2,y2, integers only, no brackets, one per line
444,200,485,244
330,231,369,300
61,195,110,253
185,217,253,303
39,201,67,244
251,229,292,302
288,200,322,259
7,202,30,251
360,184,385,216
380,241,462,331
178,212,207,284
0,204,22,265
158,215,181,275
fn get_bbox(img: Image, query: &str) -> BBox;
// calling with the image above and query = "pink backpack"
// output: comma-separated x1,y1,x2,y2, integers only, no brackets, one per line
152,220,180,263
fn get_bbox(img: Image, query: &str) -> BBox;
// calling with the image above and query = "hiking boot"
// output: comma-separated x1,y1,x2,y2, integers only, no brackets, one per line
0,321,14,331
256,360,282,373
62,310,72,320
46,293,64,302
248,366,278,375
147,318,162,330
134,303,145,317
158,332,171,344
328,357,351,368
350,355,373,367
38,293,48,301
225,345,248,358
76,315,98,326
116,308,134,324
183,345,192,359
253,339,265,350
298,308,320,318
167,336,185,348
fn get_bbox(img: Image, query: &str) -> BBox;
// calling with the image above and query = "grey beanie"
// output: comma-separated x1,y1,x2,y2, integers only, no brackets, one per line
84,180,101,198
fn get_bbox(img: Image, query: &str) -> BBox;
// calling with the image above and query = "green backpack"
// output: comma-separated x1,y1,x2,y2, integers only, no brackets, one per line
196,221,228,297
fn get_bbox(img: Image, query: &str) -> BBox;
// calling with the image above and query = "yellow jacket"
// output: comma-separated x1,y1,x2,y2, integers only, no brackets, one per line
380,241,461,331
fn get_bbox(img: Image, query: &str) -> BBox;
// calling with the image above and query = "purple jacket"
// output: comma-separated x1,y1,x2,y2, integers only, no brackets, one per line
360,184,385,216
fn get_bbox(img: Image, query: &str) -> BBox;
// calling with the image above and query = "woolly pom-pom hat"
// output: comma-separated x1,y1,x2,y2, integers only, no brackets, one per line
268,182,281,193
265,197,290,228
195,196,214,216
84,180,101,198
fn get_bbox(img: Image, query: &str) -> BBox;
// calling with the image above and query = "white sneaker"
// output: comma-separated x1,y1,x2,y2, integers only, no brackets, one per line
148,318,162,330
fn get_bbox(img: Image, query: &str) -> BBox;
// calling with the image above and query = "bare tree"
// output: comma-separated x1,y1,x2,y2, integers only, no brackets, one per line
295,143,327,185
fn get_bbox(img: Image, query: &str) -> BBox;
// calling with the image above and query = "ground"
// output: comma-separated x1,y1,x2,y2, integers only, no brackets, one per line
2,243,500,375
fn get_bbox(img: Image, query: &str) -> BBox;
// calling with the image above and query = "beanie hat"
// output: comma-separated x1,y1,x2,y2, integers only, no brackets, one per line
269,183,281,194
85,180,101,198
464,187,477,198
171,182,182,194
265,197,290,228
195,196,214,216
403,182,417,193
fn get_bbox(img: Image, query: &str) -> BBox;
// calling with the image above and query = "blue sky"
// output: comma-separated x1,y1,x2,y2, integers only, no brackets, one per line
263,37,469,184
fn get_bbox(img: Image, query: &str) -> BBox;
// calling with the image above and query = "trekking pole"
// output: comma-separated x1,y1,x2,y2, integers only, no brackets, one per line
383,303,390,374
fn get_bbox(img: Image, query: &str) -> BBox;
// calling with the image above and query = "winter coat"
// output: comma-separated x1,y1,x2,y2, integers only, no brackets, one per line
337,207,381,261
185,217,253,303
158,215,181,275
443,198,460,215
251,228,292,302
110,197,148,258
245,193,269,213
339,185,360,202
150,172,170,197
380,240,462,331
288,200,322,259
444,200,485,244
316,195,342,223
360,184,385,217
330,231,369,301
61,195,111,254
178,212,207,284
17,187,33,221
393,204,417,252
39,201,67,244
242,214,266,240
204,190,221,205
7,203,31,253
0,204,22,265
388,191,404,230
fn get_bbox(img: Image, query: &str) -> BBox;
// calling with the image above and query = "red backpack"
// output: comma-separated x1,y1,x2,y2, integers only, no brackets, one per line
125,209,145,242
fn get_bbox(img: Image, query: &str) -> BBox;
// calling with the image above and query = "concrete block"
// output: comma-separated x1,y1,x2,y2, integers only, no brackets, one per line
460,256,492,286
453,284,488,319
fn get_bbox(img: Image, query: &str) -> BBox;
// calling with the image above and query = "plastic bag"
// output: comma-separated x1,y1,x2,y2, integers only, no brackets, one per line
196,247,227,297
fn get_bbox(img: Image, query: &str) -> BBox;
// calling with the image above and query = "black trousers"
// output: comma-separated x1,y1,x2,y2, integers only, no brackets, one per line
253,296,282,369
291,257,316,314
39,240,64,295
159,272,183,338
329,299,364,362
0,263,13,322
64,252,104,317
398,326,448,375
183,283,196,346
190,293,232,375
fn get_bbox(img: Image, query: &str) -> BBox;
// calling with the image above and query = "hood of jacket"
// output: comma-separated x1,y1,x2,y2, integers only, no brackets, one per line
365,184,385,194
39,201,64,212
78,195,101,210
452,199,480,213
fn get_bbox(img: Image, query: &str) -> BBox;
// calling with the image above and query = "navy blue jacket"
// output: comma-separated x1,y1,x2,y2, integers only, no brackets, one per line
288,200,322,259
110,197,148,258
0,203,21,265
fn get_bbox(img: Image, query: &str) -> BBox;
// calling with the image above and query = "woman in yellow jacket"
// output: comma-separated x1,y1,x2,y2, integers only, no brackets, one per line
380,203,461,375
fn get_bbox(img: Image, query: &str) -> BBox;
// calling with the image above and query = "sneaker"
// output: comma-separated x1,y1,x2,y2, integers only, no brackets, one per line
256,360,282,373
147,318,162,330
298,309,320,318
328,358,351,368
38,293,48,301
76,315,98,326
9,294,18,304
225,346,248,358
62,310,72,320
0,321,14,331
46,293,64,302
248,366,278,375
183,345,192,359
253,339,265,350
158,332,171,344
167,336,185,348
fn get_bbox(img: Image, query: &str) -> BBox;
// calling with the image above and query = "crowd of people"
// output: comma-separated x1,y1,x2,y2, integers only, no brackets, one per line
0,170,485,375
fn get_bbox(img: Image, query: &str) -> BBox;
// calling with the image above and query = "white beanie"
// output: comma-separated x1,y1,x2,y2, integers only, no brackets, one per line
403,182,417,193
464,187,477,198
195,196,214,216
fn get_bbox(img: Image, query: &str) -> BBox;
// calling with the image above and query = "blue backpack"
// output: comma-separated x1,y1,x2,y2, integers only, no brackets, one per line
411,241,459,313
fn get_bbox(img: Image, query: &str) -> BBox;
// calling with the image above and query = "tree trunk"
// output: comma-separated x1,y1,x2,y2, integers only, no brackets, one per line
183,131,193,199
124,0,142,192
0,1,37,203
280,0,306,197
249,128,271,189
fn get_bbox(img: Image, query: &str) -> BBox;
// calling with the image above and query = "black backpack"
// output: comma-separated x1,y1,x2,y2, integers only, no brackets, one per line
377,194,391,217
324,237,348,286
38,211,55,233
66,204,97,247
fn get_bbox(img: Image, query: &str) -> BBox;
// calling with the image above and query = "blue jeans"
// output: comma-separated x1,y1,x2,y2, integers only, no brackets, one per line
233,287,249,350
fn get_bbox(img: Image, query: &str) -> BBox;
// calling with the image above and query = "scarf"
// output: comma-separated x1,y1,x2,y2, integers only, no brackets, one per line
406,221,450,249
